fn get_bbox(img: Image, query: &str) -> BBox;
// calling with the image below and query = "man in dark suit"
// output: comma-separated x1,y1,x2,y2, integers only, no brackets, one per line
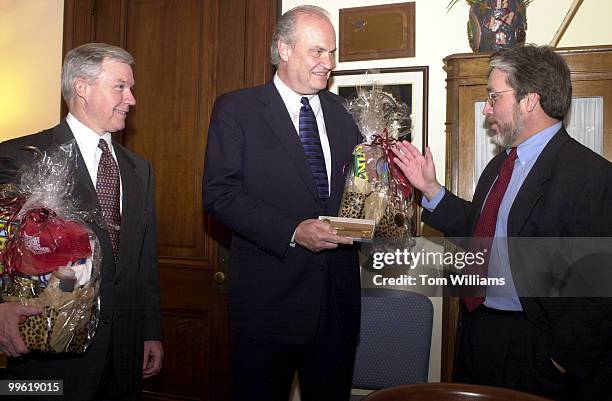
393,45,612,400
0,43,163,400
203,5,361,401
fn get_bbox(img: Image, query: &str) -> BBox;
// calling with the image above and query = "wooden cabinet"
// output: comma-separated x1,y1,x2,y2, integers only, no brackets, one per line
441,45,612,381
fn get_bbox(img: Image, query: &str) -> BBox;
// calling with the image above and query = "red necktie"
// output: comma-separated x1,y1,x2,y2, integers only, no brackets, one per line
463,147,518,312
96,139,121,262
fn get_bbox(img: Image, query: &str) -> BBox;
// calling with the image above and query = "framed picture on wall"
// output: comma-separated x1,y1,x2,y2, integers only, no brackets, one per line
328,66,429,152
339,2,416,62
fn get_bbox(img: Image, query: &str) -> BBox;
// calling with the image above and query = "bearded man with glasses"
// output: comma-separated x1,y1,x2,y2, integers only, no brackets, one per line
393,45,612,401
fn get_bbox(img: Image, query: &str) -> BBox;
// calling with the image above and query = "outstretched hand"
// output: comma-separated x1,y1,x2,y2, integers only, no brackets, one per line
0,302,43,357
295,219,353,252
392,141,442,201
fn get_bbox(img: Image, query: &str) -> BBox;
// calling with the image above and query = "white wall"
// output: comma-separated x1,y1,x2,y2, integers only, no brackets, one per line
0,0,64,141
282,0,612,391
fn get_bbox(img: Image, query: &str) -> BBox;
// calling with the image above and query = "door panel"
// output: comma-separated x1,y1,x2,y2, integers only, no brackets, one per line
124,0,213,257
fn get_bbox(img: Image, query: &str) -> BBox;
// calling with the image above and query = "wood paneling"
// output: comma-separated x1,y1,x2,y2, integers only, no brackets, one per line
62,0,96,49
245,0,278,86
144,312,210,399
217,0,247,97
63,1,279,399
93,0,124,45
124,0,213,257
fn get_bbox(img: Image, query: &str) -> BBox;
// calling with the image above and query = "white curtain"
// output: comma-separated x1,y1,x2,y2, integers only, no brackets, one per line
564,97,604,156
474,101,499,187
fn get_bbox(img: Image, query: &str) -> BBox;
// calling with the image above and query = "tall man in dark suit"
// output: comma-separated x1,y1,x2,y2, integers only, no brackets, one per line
203,5,361,401
393,45,612,401
0,43,163,400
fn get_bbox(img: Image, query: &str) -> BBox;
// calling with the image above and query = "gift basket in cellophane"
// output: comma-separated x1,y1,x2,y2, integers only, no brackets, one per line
0,140,101,354
339,82,417,244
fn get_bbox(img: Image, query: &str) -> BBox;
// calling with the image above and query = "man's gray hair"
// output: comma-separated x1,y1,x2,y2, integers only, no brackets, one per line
489,45,571,120
270,5,331,66
61,43,134,103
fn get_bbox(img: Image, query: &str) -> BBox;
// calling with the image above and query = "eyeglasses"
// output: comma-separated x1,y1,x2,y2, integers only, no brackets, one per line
486,89,514,106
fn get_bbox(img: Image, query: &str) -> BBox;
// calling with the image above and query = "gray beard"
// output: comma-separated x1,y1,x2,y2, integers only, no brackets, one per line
490,107,523,148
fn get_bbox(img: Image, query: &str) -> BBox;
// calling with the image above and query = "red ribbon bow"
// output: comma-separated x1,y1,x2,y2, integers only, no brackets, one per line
367,129,413,198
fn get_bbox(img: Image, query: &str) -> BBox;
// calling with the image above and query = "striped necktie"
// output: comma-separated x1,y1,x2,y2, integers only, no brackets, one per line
299,96,329,206
96,138,121,261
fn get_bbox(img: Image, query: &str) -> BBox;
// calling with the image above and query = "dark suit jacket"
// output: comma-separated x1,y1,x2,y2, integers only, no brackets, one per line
203,82,361,344
0,120,161,401
423,128,612,381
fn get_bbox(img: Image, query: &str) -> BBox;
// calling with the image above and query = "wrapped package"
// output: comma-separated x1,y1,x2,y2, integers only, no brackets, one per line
0,140,101,354
339,84,417,242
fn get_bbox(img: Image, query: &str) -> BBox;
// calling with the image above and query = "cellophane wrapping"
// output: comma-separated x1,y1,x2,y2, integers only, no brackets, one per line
0,140,101,354
339,83,417,243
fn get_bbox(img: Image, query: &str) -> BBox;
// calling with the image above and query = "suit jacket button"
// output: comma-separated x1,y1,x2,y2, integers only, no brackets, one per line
319,264,325,271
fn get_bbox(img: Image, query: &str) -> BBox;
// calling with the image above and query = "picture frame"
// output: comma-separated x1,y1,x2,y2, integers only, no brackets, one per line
339,2,415,62
329,66,429,153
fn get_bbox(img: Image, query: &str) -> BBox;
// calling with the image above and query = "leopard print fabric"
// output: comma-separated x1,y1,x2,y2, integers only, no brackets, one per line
374,203,409,238
65,327,90,353
340,189,417,240
19,306,57,352
339,192,366,219
17,305,90,353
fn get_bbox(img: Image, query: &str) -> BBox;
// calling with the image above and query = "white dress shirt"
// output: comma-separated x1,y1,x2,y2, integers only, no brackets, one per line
273,74,332,193
66,113,123,213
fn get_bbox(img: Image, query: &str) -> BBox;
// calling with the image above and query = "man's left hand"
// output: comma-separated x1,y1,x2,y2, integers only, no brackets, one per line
143,340,164,379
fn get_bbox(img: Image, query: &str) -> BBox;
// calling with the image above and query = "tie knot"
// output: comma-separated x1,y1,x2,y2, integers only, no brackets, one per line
300,97,311,109
507,147,518,162
98,138,111,154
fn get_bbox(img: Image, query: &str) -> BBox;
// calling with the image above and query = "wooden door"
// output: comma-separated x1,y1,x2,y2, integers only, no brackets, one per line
63,1,278,399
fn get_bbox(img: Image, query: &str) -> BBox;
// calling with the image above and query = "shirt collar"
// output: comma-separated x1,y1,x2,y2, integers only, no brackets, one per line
273,74,321,117
66,113,113,151
512,121,562,164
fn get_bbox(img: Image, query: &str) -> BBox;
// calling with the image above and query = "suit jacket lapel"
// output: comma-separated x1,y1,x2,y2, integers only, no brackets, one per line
320,91,350,209
259,82,320,201
113,143,142,274
508,128,570,236
49,121,101,224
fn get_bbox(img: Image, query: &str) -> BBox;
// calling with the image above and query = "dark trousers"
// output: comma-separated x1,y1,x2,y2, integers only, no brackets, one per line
230,302,356,401
454,304,612,401
92,336,142,401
